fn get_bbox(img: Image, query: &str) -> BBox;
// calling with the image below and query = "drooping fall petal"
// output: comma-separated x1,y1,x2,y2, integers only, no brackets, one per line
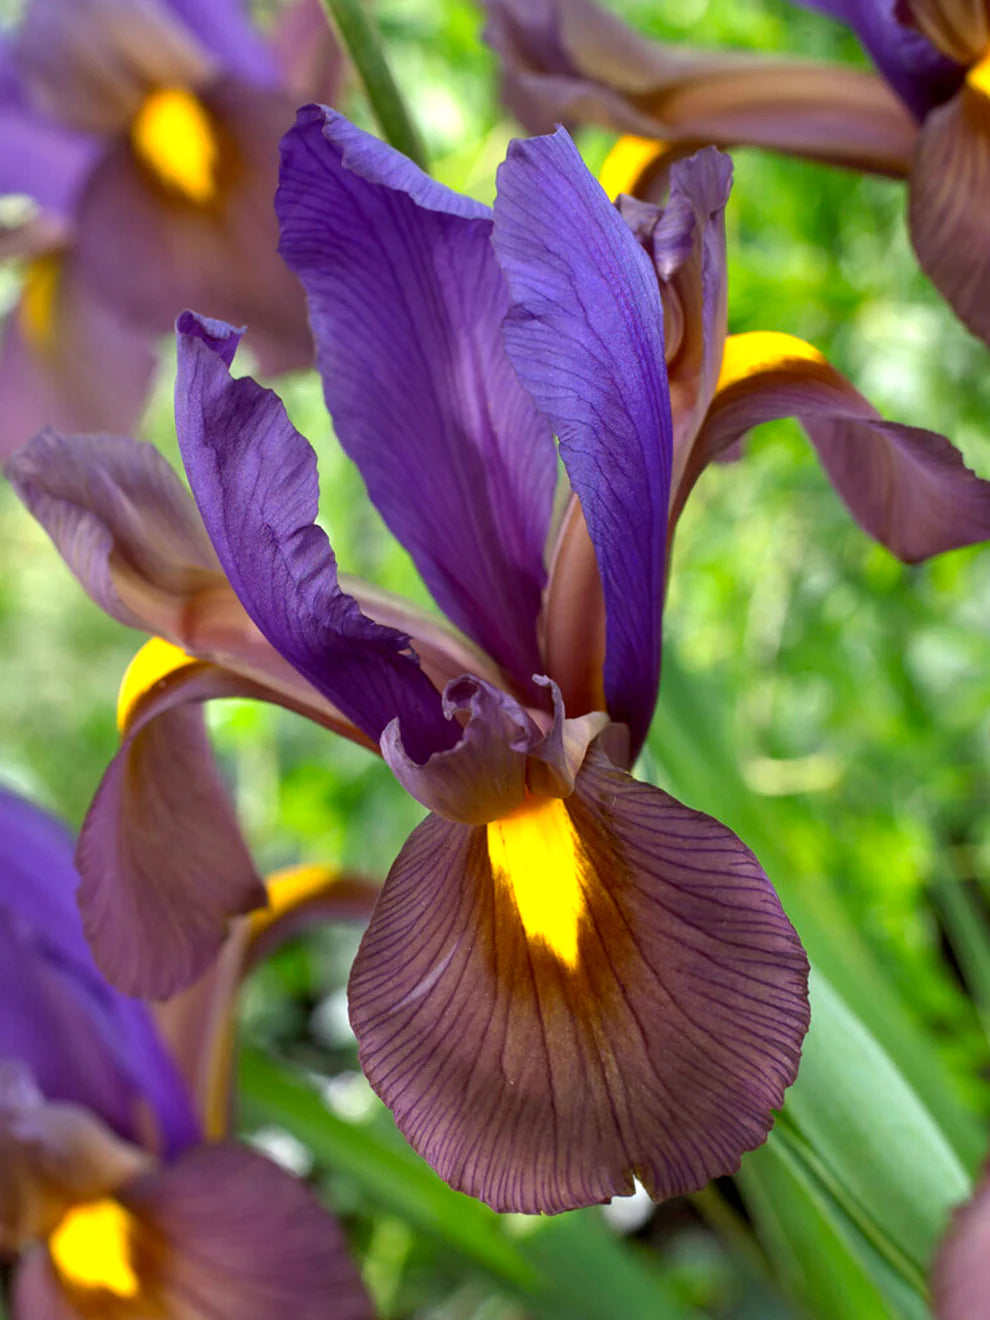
909,75,990,348
175,312,457,764
690,331,990,560
494,127,671,755
349,748,809,1214
482,0,918,176
277,106,556,689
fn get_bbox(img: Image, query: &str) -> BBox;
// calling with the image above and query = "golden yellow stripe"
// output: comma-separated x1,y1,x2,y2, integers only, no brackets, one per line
598,134,667,202
717,331,826,393
116,637,199,734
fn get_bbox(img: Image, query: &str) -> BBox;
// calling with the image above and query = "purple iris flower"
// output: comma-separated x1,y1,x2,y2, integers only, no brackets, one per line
9,109,811,1214
0,0,342,455
933,1158,990,1320
0,787,371,1319
482,0,990,348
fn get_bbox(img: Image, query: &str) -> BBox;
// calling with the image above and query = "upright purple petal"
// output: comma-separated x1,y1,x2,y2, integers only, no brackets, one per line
350,750,809,1213
162,0,279,85
493,128,671,755
278,107,557,689
794,0,965,118
0,791,199,1156
175,312,456,763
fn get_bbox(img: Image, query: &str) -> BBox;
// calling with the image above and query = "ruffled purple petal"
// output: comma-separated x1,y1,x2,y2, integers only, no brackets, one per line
277,106,557,687
175,312,455,763
350,749,809,1213
0,792,199,1156
493,127,671,755
793,0,965,118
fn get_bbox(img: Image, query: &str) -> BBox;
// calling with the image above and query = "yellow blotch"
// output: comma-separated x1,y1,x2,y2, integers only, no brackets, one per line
49,1198,139,1299
717,331,826,393
255,864,339,929
598,134,667,202
967,51,990,99
19,252,61,355
487,796,588,968
117,636,198,733
130,87,219,204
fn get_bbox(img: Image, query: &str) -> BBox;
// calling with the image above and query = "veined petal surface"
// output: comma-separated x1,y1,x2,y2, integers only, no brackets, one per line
693,332,990,560
175,312,456,764
278,106,556,688
909,80,990,347
494,127,671,755
349,750,809,1214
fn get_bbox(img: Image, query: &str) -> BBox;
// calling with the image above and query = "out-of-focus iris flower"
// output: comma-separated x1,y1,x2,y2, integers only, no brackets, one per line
0,787,372,1319
932,1162,990,1319
8,109,813,1214
0,0,341,453
481,0,990,346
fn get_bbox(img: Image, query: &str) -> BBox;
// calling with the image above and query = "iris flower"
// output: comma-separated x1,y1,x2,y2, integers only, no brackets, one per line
0,0,340,452
0,787,372,1318
933,1163,990,1320
481,0,990,346
8,110,820,1215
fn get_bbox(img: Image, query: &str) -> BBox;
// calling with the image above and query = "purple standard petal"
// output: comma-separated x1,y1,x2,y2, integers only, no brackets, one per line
693,333,990,560
933,1166,990,1320
278,106,557,689
350,748,809,1214
162,0,279,85
175,312,456,764
793,0,965,119
0,791,199,1156
493,128,672,756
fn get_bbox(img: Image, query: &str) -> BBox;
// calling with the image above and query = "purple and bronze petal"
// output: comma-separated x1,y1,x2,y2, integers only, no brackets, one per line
175,312,455,763
494,127,671,755
482,0,918,177
277,106,557,688
794,0,965,119
161,0,279,86
0,792,199,1155
909,75,990,347
692,332,990,560
73,80,311,375
349,748,810,1214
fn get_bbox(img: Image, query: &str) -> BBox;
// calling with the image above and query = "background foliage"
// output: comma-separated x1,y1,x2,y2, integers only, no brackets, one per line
3,1,990,1315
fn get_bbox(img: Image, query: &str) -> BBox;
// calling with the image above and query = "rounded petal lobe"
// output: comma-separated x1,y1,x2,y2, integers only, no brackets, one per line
349,750,809,1214
174,311,455,763
909,81,990,348
693,332,990,561
277,106,556,687
494,127,671,755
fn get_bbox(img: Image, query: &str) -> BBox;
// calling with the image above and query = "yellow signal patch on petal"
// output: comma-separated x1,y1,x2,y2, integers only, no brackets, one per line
968,50,990,99
487,796,588,968
598,134,667,202
49,1198,139,1299
19,252,60,355
117,636,199,733
131,87,219,204
716,331,826,393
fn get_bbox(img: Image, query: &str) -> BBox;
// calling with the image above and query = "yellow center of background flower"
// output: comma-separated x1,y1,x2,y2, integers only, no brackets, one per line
967,50,990,99
18,252,60,355
130,86,219,204
48,1198,139,1298
487,796,588,967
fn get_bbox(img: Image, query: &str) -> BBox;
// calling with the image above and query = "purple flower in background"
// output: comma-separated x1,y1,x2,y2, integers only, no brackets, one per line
0,0,342,455
933,1159,990,1319
481,0,990,347
8,110,811,1214
0,788,372,1319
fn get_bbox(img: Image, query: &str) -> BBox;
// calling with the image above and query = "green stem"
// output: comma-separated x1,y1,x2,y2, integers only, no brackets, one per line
319,0,429,170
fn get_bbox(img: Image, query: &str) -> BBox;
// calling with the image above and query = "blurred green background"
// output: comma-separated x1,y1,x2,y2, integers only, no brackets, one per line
3,1,990,1316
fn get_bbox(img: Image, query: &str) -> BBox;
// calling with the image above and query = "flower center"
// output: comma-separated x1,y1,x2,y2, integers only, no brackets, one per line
48,1198,139,1299
130,86,218,204
487,795,588,967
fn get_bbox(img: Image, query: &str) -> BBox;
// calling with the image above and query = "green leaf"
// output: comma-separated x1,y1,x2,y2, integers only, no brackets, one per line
783,970,971,1277
319,0,429,169
239,1047,701,1320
